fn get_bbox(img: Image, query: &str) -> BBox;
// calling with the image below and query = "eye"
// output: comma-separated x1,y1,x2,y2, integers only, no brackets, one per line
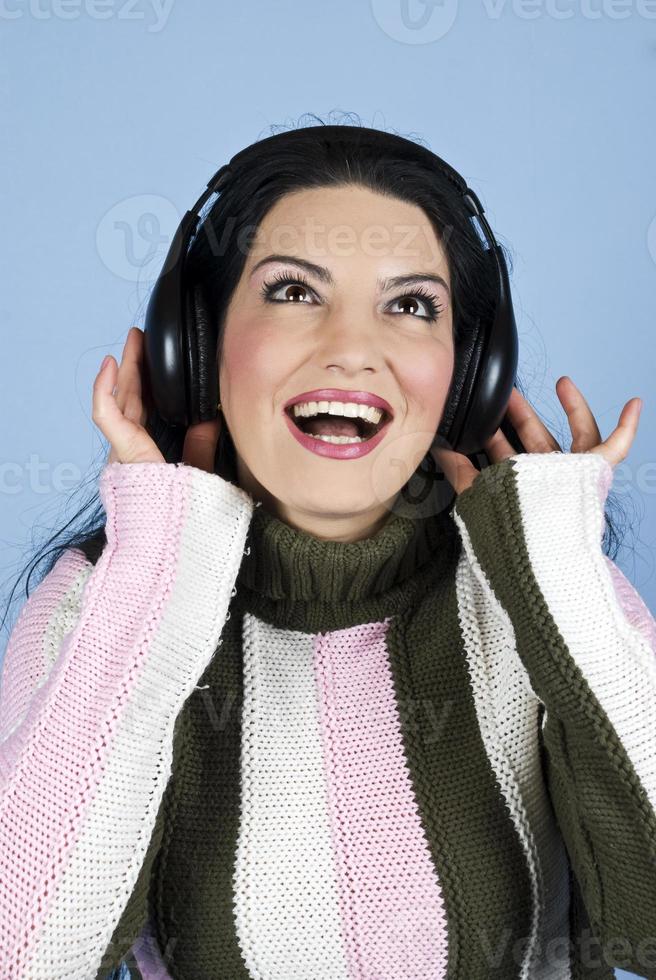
260,271,445,324
387,287,444,323
260,271,320,305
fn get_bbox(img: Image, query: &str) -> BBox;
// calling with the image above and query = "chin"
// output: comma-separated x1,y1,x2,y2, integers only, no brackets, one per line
287,487,391,517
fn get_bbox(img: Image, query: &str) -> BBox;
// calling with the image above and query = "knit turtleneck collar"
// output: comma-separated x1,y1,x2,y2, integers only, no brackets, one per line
234,499,460,634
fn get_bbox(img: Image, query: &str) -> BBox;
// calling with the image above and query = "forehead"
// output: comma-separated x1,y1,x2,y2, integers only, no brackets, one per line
246,184,449,275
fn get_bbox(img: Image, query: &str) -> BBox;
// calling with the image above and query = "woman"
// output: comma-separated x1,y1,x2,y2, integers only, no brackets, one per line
0,120,654,980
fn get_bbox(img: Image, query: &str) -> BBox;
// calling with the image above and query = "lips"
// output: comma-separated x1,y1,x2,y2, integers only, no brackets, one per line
283,406,393,460
281,387,395,460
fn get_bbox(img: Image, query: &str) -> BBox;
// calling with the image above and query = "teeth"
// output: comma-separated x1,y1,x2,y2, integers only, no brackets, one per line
308,433,365,444
292,400,384,425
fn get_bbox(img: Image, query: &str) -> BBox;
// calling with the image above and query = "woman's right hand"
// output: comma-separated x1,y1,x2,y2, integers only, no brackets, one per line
93,326,223,473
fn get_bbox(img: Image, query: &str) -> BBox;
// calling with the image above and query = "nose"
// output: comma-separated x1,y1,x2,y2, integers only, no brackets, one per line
314,307,385,376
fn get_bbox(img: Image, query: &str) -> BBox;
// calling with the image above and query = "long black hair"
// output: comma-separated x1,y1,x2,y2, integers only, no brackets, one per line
0,110,632,637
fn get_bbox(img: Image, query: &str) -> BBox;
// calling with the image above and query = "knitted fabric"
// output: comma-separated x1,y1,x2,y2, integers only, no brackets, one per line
1,454,655,979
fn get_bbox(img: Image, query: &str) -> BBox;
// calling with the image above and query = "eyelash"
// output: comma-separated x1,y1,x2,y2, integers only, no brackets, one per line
260,271,445,323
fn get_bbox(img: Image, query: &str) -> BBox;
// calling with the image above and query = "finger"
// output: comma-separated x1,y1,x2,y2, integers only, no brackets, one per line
431,442,479,495
481,426,516,463
505,386,561,453
114,328,146,424
555,376,602,452
93,357,145,461
590,397,642,468
127,327,150,426
114,326,143,392
429,434,460,488
182,418,222,473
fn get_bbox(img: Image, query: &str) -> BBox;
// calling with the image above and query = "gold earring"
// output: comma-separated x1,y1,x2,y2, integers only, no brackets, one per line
217,401,222,412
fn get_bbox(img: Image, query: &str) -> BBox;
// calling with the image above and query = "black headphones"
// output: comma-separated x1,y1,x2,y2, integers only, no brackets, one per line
143,125,518,458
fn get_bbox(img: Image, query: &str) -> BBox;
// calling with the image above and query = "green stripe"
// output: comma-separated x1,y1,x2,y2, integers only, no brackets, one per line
150,604,251,979
454,457,656,968
385,559,533,980
568,864,614,979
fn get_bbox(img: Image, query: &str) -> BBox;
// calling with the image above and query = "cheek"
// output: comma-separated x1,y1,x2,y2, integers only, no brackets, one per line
403,346,455,420
220,320,287,418
222,337,256,398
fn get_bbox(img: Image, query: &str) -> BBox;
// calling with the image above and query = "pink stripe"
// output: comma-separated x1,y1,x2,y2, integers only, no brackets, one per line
313,619,449,978
596,459,656,653
604,556,656,653
0,463,194,973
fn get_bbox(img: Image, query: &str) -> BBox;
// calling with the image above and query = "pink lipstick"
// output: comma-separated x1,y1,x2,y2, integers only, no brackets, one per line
282,389,394,460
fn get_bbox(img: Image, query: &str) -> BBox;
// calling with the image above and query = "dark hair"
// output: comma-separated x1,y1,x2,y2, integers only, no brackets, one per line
0,110,632,637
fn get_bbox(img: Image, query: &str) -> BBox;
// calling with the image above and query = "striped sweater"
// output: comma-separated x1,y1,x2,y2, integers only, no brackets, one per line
1,451,655,980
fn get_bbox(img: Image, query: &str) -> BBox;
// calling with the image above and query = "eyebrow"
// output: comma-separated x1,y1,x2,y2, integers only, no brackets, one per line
249,253,451,299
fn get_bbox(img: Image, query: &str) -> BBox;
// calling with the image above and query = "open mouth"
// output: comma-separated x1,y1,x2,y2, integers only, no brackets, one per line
285,406,391,442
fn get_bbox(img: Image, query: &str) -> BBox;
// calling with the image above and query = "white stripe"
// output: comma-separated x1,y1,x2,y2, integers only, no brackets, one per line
42,565,93,672
28,469,253,980
452,531,572,980
0,557,93,745
512,452,656,814
233,614,350,980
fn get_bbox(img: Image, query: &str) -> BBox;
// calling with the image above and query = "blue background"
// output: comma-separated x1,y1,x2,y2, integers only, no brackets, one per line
1,5,655,976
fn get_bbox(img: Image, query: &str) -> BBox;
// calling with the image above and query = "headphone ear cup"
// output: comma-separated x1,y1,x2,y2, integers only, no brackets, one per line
185,281,219,423
437,319,485,453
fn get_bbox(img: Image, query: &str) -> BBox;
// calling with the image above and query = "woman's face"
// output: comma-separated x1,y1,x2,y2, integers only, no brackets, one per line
218,183,455,541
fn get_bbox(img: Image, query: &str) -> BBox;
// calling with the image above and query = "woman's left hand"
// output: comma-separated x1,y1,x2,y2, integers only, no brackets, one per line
431,376,643,497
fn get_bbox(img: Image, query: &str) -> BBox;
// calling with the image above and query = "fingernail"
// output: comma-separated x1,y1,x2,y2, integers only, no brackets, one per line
100,355,110,372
